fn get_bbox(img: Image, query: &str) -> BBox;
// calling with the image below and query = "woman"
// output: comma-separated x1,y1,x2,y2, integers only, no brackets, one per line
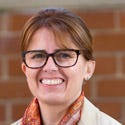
12,8,122,125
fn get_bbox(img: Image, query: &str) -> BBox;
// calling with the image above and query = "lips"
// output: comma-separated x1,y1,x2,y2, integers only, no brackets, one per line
40,78,64,85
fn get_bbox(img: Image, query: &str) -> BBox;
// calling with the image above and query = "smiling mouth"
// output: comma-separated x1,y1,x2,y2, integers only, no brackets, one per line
40,78,64,85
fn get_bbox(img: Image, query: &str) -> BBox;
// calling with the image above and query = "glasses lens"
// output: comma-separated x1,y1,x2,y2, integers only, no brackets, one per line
23,49,79,68
54,50,78,67
25,51,47,68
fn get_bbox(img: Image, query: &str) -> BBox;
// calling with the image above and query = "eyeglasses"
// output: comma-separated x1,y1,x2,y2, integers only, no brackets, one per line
22,49,81,69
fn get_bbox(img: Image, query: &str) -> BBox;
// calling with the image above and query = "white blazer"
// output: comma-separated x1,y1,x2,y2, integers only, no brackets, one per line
11,97,122,125
78,97,122,125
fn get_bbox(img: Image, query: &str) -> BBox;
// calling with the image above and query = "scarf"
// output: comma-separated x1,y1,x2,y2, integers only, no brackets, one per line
22,91,84,125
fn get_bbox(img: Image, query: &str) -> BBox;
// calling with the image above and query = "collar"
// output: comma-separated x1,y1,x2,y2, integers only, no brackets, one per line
78,97,99,125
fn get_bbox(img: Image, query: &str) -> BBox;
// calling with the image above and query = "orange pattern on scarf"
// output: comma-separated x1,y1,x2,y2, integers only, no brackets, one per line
22,91,84,125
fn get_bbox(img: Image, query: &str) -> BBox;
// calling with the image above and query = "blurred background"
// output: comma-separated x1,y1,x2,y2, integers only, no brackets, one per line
0,0,125,125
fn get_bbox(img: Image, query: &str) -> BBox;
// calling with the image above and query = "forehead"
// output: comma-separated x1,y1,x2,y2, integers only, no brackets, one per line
28,27,78,50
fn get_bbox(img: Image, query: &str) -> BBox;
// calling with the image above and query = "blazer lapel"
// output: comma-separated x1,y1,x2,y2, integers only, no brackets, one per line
78,97,99,125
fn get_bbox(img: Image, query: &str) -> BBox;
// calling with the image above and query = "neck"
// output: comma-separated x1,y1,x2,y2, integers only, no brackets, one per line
38,101,68,125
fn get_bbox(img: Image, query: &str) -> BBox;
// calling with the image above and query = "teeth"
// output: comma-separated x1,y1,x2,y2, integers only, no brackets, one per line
41,79,63,85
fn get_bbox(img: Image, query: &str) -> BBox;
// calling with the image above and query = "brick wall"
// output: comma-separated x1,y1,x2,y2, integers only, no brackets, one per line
0,8,125,125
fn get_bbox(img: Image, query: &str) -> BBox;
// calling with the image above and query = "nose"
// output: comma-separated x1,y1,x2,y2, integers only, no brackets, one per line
42,57,58,72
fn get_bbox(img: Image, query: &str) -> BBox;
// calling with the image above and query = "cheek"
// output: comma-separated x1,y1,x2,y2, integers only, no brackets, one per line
25,69,40,95
63,65,85,100
63,65,85,84
66,61,87,88
25,68,38,84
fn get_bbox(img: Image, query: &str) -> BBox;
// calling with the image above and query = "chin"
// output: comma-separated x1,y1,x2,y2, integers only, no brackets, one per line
38,94,68,105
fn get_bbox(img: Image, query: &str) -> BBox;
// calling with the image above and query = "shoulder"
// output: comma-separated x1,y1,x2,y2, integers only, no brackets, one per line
79,97,122,125
11,118,22,125
98,111,122,125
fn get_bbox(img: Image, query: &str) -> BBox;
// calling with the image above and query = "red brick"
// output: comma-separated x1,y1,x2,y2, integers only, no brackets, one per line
95,56,116,75
8,14,31,31
76,10,114,29
122,57,125,73
12,103,28,120
93,33,125,52
0,37,20,54
0,15,2,30
0,82,31,99
94,101,121,120
0,104,5,121
120,11,125,28
0,60,2,76
97,79,125,97
8,57,24,76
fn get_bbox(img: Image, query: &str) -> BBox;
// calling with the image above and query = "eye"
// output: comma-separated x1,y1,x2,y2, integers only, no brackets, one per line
30,52,46,59
55,51,73,60
59,53,71,58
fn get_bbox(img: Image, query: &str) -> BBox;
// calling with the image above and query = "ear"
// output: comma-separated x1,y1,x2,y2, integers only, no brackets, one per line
85,60,95,81
21,62,27,74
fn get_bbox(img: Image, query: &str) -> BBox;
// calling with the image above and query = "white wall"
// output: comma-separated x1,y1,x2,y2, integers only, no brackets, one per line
0,0,125,10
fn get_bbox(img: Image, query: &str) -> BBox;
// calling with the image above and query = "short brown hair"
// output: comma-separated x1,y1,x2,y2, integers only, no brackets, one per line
21,8,93,60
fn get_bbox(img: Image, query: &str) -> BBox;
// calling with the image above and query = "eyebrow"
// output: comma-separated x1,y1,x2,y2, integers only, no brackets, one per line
25,48,73,53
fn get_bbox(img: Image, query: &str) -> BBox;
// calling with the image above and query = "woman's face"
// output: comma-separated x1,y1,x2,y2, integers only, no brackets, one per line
22,28,95,106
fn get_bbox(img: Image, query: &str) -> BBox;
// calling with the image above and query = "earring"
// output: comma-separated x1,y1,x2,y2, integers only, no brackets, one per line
85,76,90,81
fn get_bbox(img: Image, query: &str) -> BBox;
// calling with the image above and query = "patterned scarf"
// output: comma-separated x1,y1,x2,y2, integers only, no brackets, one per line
22,91,84,125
